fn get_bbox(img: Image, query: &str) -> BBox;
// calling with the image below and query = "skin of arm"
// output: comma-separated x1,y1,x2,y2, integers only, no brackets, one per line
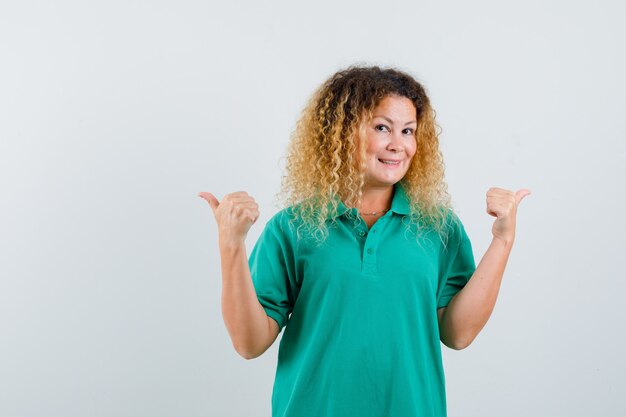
199,191,281,360
437,237,513,350
220,241,281,359
437,187,530,350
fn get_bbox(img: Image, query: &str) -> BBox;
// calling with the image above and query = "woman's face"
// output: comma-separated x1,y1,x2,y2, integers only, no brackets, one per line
360,95,417,188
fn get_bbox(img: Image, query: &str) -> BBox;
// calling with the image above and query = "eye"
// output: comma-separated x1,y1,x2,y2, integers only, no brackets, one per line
403,128,415,135
375,124,390,132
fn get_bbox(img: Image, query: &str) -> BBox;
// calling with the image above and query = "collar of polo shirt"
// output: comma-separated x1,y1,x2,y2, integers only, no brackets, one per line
325,182,411,221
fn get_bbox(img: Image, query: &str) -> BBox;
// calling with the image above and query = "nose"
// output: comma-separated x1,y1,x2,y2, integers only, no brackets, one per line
387,132,405,152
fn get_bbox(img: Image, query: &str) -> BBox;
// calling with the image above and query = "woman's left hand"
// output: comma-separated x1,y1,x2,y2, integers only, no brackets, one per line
486,187,531,245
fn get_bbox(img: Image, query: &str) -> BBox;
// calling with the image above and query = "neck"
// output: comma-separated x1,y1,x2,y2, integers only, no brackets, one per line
357,184,394,212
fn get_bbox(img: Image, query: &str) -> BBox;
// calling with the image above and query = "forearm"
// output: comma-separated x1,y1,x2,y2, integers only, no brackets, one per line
219,240,272,359
440,237,513,349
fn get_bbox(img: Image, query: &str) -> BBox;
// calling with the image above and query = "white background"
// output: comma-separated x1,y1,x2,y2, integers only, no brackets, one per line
1,0,625,416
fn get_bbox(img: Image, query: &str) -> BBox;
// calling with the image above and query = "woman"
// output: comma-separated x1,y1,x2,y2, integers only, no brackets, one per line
199,65,530,417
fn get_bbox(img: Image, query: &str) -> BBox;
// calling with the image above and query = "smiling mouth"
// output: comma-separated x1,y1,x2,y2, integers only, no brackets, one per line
378,159,401,165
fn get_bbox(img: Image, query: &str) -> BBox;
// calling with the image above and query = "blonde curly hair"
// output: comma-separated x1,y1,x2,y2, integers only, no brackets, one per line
275,64,461,249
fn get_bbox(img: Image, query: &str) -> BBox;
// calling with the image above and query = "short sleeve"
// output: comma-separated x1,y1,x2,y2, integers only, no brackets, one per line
248,213,297,331
437,216,476,309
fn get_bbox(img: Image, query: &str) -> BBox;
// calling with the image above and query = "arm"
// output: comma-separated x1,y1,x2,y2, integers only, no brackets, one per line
220,240,281,359
438,237,512,350
199,191,282,359
438,187,529,350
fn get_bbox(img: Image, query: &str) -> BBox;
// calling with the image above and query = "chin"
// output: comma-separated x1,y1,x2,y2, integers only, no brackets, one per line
369,177,404,187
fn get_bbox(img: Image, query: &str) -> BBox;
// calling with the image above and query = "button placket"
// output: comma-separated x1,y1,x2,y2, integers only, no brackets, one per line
362,224,379,275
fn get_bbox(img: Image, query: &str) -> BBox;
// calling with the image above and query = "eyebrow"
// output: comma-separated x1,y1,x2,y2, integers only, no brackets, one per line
373,115,417,126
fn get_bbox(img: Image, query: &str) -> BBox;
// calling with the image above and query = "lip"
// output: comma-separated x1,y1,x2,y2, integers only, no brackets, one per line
378,159,402,170
378,158,402,163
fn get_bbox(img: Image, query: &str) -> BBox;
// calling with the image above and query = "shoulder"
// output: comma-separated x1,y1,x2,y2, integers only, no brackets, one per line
262,206,299,242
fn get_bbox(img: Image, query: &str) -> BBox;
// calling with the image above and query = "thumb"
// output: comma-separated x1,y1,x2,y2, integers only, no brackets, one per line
198,191,219,213
515,189,531,206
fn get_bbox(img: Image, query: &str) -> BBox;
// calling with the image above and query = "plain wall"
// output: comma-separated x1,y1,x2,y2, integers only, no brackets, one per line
1,0,625,416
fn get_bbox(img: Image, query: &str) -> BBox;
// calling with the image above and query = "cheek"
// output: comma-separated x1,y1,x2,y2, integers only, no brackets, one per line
407,140,418,157
365,145,380,160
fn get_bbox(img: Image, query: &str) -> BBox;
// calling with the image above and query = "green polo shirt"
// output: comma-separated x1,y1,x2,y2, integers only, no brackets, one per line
248,182,476,417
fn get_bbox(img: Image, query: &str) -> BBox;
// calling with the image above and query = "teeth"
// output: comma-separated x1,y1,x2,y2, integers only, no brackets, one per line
380,159,400,165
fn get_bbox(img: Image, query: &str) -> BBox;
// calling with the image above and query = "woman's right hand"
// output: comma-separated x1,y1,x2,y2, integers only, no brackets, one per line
198,191,260,246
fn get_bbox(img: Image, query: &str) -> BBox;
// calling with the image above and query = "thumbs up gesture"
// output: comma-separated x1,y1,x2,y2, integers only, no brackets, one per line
486,187,531,246
198,191,260,247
